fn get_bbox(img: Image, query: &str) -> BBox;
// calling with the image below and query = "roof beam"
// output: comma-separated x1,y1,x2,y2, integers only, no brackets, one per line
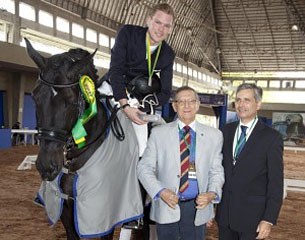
240,0,262,70
220,0,247,71
262,0,280,70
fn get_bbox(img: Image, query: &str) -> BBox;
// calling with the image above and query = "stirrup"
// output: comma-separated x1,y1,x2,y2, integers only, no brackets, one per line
122,218,143,230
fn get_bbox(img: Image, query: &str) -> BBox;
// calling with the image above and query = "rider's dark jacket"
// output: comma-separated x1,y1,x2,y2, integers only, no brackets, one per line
102,24,175,106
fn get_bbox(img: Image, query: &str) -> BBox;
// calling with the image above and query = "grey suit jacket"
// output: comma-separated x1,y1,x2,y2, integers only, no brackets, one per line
137,120,224,225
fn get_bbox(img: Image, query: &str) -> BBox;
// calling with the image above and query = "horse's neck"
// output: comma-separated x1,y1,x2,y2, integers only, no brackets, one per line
67,100,108,172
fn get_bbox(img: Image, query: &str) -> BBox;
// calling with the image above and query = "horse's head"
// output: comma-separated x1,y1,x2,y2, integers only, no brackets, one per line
25,38,98,181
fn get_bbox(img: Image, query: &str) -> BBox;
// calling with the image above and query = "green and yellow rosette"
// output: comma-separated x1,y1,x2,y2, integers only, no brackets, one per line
72,75,97,149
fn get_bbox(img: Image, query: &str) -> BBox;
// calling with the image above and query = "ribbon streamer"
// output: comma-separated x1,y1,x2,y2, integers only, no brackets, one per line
72,75,97,148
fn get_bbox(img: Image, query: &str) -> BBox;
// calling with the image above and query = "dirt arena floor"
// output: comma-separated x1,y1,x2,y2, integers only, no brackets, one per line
0,145,305,240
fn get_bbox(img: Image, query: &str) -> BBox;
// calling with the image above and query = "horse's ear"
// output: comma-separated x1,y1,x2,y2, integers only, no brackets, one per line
91,48,98,58
24,37,46,70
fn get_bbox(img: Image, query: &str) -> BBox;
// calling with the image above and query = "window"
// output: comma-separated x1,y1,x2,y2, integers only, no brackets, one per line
244,80,255,84
110,37,115,48
182,65,188,75
295,81,305,88
176,63,182,73
283,80,293,88
86,28,97,43
0,0,15,14
39,10,53,28
198,72,202,81
257,80,267,88
193,70,198,79
19,2,35,21
201,73,206,82
72,23,84,38
232,80,243,86
56,17,69,33
0,31,5,41
206,75,210,83
188,68,192,77
173,62,177,71
269,81,280,88
99,33,109,47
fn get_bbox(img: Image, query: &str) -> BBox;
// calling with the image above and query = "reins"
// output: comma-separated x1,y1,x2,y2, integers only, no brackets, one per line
66,97,125,160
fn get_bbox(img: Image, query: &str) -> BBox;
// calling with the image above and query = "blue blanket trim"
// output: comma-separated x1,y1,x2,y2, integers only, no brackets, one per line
77,213,144,238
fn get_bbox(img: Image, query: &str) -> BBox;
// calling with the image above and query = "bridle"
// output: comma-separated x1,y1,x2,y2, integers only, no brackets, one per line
38,74,79,88
36,74,83,145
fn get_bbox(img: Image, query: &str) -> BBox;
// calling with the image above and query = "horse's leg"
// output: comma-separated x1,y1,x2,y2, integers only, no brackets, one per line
60,173,80,240
100,231,114,240
61,199,80,240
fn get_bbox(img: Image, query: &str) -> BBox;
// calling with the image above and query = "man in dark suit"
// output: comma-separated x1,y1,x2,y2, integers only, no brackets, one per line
215,83,284,240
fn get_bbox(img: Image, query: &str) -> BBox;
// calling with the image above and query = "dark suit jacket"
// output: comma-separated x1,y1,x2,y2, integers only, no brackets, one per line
216,120,283,232
103,24,175,106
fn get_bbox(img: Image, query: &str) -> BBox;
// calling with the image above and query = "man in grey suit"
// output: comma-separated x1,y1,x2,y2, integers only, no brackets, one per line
137,86,224,240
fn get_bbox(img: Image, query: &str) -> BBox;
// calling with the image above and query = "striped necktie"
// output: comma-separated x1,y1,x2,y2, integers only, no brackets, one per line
179,125,191,193
235,125,248,157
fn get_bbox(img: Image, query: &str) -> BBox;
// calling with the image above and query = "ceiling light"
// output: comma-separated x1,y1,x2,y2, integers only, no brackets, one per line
291,25,298,31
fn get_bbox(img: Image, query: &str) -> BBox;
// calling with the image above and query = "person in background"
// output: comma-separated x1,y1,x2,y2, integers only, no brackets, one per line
12,121,22,146
216,83,284,240
137,86,224,240
100,3,175,239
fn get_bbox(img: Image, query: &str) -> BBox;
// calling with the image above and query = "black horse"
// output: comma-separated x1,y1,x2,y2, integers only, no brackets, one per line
25,38,142,239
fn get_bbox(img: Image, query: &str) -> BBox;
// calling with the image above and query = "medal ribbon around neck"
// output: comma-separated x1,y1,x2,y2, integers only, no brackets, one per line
146,32,162,86
72,75,97,149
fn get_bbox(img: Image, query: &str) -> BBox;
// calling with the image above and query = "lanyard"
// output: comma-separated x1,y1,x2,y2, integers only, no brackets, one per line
233,117,257,159
146,32,162,86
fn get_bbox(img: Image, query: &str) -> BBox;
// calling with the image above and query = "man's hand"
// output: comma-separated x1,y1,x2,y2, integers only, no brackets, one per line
119,99,147,125
196,192,216,209
256,220,272,239
123,106,147,124
206,219,214,228
160,189,179,209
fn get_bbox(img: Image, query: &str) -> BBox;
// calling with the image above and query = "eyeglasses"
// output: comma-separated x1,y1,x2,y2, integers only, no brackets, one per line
174,99,198,106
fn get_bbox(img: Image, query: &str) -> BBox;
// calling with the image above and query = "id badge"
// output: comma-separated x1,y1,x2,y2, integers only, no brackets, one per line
189,170,197,179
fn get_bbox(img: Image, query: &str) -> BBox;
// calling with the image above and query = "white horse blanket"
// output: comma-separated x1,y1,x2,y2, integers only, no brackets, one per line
37,110,143,238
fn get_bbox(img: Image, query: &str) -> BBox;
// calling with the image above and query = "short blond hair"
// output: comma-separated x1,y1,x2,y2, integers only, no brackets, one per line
148,3,175,20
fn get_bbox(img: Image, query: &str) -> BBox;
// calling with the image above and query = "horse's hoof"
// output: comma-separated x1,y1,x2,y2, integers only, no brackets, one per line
122,220,143,230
